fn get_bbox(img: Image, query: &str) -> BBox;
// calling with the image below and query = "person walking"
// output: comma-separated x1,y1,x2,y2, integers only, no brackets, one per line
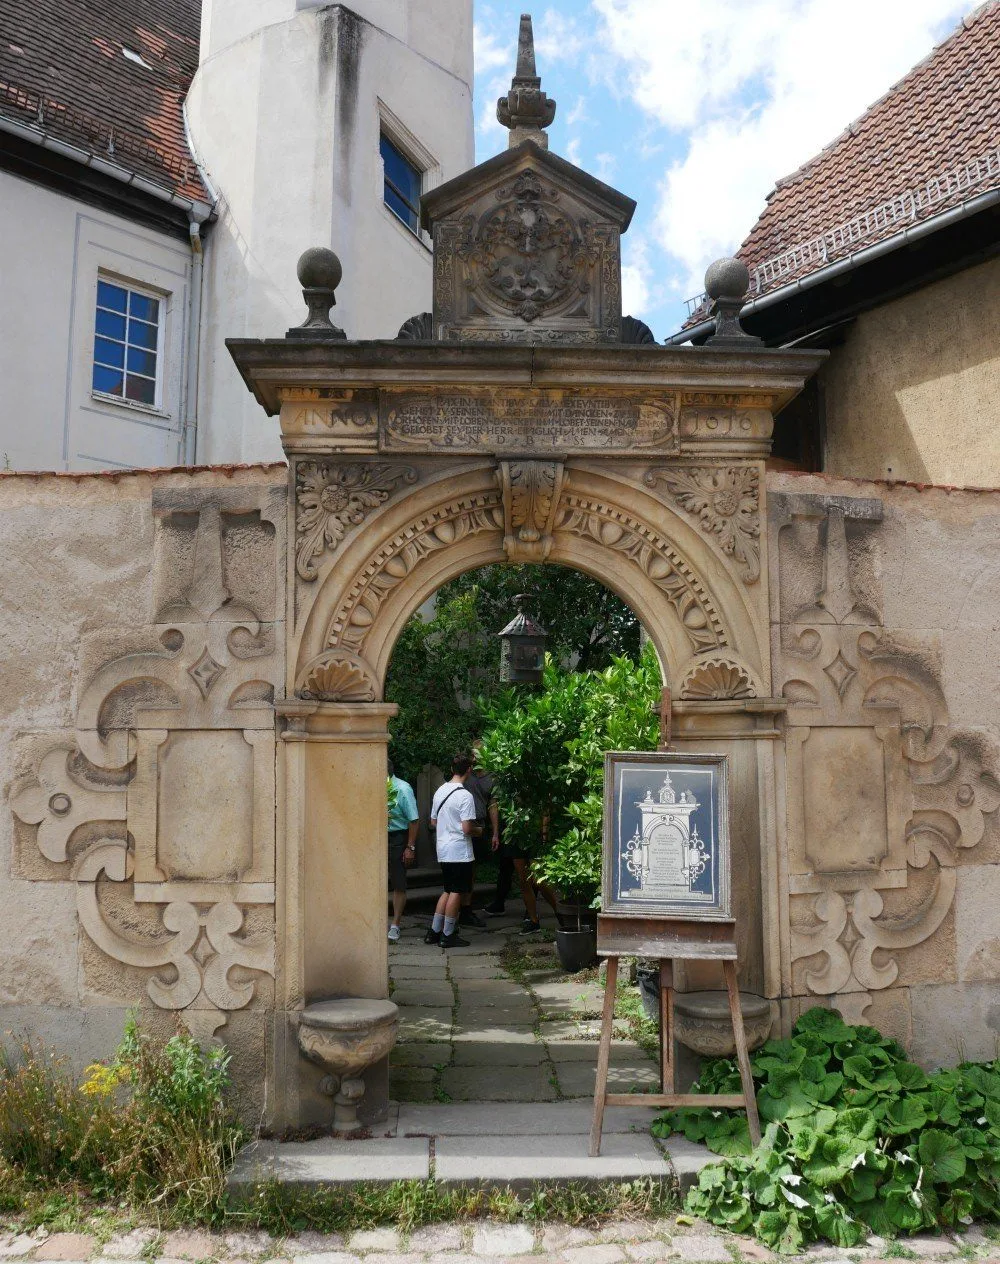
387,757,419,942
425,753,477,949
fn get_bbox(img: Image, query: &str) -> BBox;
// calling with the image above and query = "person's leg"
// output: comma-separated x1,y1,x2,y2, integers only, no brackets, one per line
425,889,449,944
388,833,408,939
485,852,514,914
441,865,473,946
515,857,539,924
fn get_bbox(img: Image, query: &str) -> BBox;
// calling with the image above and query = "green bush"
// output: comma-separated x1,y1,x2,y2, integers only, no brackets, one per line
479,647,661,902
0,1015,242,1219
656,1007,1000,1252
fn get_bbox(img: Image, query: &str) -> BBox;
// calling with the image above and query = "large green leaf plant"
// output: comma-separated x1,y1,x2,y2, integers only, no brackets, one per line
658,1007,1000,1252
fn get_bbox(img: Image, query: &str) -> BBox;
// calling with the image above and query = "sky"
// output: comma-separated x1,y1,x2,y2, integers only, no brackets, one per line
472,0,970,339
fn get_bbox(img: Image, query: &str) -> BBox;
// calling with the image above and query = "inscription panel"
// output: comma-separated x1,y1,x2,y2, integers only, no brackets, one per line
381,390,679,454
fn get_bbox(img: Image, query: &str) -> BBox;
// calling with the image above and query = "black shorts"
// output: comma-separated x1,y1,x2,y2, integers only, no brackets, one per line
498,839,530,862
440,861,475,894
388,830,410,891
472,831,492,865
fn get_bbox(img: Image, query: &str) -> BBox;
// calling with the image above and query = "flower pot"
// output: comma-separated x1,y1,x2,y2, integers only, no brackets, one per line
555,899,598,932
556,927,598,972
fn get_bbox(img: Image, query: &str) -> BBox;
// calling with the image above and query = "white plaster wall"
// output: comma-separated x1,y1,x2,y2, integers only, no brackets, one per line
0,171,192,472
187,0,474,464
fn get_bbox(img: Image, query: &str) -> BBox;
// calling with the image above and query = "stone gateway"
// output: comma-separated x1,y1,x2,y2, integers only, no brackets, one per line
3,19,1000,1131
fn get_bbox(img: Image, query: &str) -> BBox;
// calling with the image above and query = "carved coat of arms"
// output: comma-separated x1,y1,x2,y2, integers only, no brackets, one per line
459,172,595,323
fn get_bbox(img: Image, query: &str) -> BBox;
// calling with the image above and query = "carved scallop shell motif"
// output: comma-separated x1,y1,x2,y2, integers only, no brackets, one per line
297,651,378,702
681,659,755,701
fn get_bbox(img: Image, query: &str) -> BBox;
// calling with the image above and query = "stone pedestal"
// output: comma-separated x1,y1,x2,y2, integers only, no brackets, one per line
275,701,397,1129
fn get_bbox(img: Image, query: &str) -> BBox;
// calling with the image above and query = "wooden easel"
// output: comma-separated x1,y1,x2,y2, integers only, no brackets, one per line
589,687,762,1157
588,915,761,1155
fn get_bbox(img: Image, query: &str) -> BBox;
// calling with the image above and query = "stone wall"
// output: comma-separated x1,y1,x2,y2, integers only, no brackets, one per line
3,459,999,1132
819,255,1000,488
0,464,286,1118
768,470,1000,1064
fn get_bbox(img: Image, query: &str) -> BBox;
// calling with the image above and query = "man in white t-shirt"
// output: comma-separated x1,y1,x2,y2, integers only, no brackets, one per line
425,753,477,948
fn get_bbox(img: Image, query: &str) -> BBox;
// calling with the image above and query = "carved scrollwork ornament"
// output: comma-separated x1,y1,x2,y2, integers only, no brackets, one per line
295,462,418,581
644,465,761,583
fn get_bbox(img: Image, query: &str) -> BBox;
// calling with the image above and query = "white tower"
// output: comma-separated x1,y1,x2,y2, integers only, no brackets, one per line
185,1,475,463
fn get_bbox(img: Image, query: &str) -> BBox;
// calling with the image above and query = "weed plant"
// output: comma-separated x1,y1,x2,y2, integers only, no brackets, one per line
657,1007,1000,1252
237,1176,674,1234
0,1015,243,1223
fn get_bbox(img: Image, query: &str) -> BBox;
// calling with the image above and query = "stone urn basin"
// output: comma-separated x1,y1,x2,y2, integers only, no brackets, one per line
297,998,398,1133
673,990,772,1057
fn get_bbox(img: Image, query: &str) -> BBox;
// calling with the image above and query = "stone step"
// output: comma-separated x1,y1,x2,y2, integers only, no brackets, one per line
227,1102,715,1197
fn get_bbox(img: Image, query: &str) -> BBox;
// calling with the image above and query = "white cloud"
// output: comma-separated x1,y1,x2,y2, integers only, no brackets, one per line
592,0,968,297
621,232,652,318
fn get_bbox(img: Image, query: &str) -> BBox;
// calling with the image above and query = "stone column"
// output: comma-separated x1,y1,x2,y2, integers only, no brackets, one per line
669,699,785,999
274,700,397,1129
666,699,784,1089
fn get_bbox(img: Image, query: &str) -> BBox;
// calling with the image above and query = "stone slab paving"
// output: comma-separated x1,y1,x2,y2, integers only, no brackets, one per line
440,1063,557,1102
3,1223,987,1264
229,1136,431,1188
387,920,656,1107
433,1131,669,1182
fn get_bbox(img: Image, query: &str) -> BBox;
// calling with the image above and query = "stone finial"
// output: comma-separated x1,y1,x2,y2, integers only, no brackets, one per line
496,13,556,149
287,247,347,340
704,256,761,347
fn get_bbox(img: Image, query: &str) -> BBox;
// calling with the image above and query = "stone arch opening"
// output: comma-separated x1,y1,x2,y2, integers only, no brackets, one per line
291,461,766,709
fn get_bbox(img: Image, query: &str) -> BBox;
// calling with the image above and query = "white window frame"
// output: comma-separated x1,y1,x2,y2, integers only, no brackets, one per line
91,272,168,415
377,102,440,252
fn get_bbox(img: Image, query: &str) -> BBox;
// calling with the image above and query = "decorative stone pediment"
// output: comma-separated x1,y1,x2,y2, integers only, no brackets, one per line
422,143,635,345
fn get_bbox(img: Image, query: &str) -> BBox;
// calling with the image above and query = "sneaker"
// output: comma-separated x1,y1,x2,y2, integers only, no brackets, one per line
441,931,470,948
388,924,401,942
423,928,441,945
519,919,541,935
483,900,506,916
458,908,488,928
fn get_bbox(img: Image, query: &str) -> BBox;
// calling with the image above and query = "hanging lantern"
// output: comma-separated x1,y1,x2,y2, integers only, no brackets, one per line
498,594,548,686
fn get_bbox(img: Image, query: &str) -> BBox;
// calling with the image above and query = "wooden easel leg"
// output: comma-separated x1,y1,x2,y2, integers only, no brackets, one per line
589,955,619,1157
658,959,674,1093
724,959,761,1146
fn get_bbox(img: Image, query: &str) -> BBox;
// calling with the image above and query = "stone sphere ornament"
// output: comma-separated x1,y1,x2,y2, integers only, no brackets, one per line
287,246,347,340
296,246,343,293
703,255,760,347
704,255,751,302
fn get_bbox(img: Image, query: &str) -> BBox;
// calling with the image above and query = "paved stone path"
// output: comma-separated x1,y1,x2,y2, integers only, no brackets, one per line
1,1220,996,1264
388,913,656,1104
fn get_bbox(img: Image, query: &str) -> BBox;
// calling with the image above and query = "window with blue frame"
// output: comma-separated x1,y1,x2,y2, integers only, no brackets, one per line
380,132,422,234
92,278,162,407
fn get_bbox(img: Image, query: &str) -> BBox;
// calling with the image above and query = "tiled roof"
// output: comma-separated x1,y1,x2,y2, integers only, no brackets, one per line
0,0,210,205
687,1,1000,321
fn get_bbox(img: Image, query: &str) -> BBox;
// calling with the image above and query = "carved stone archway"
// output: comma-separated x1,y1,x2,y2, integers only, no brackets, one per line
227,64,823,1125
290,458,767,706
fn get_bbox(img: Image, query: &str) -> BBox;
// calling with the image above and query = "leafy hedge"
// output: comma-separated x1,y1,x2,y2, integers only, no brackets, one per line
655,1007,1000,1253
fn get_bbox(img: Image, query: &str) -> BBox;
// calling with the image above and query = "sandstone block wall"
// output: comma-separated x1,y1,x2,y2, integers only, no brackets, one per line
2,461,999,1127
769,470,1000,1063
0,465,286,1117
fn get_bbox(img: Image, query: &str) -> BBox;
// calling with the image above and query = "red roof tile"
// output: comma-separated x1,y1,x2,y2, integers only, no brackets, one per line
725,2,1000,309
0,0,210,205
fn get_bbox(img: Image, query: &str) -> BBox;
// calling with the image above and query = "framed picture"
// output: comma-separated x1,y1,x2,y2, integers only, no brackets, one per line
602,751,730,920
